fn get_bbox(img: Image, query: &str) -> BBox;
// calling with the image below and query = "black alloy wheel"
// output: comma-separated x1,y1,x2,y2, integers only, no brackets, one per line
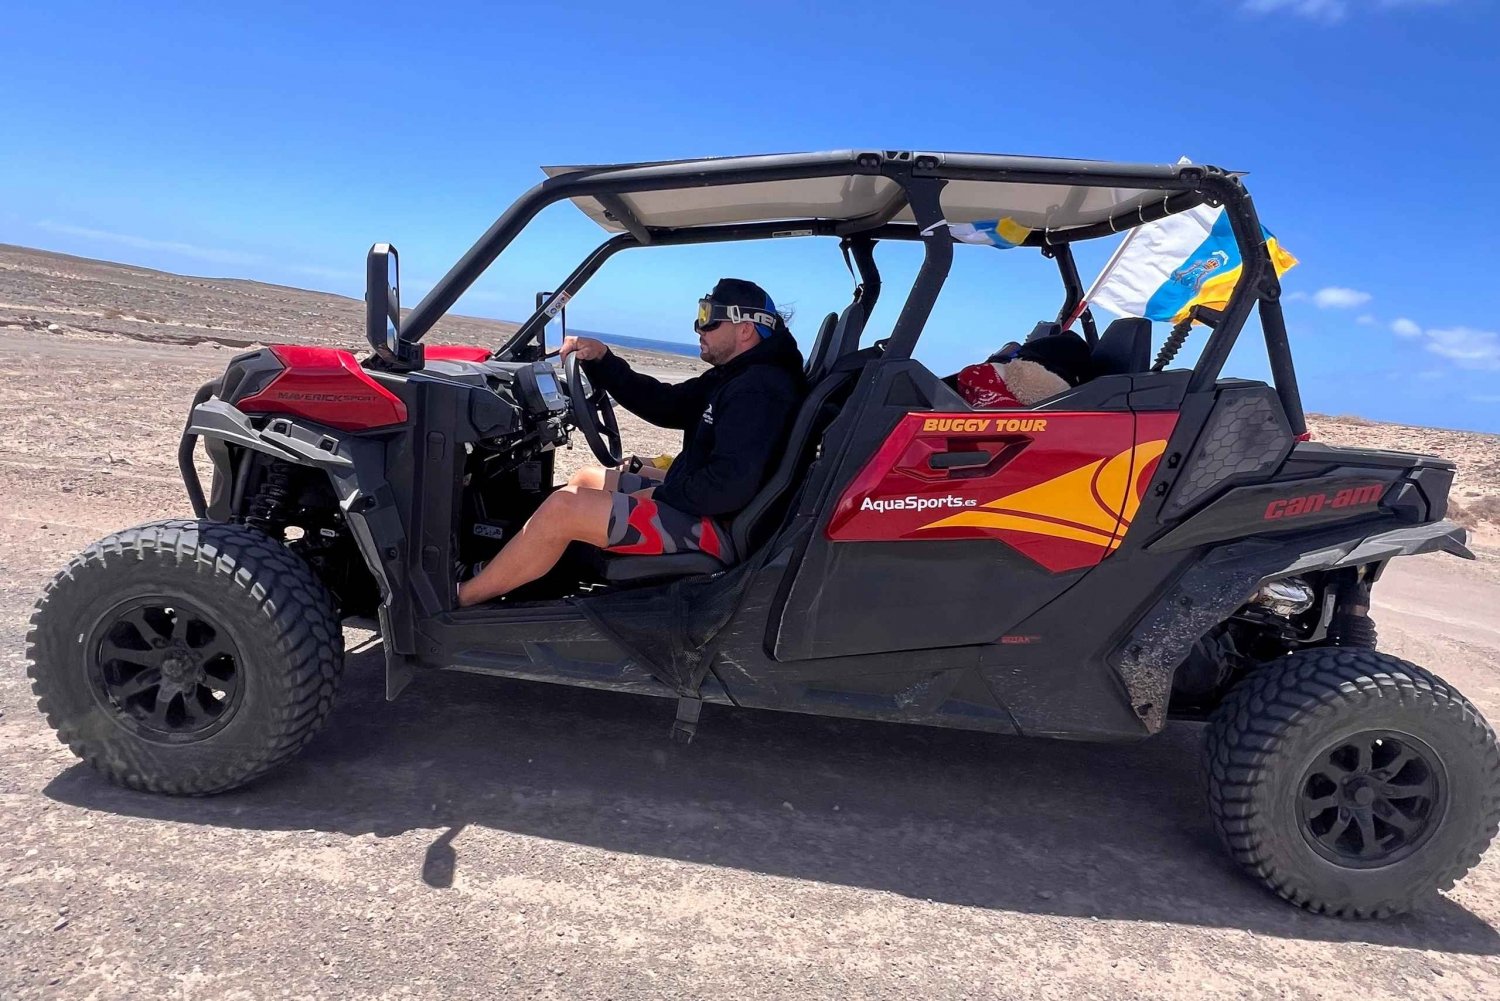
90,598,244,743
1205,647,1500,918
28,519,344,795
1296,730,1445,868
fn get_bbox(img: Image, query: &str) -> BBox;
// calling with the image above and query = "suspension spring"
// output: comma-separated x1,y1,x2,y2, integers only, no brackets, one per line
246,462,295,535
1153,318,1193,371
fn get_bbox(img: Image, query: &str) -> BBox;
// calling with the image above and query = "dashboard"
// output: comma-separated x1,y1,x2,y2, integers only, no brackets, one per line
466,359,571,453
522,363,569,414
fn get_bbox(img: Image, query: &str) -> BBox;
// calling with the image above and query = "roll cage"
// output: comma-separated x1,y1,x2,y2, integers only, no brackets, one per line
401,149,1304,434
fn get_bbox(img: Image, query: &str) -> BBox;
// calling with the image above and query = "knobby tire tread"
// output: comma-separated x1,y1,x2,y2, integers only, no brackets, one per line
26,519,344,795
1204,647,1500,918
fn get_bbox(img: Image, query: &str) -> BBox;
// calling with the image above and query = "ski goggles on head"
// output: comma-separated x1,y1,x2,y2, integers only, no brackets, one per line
695,298,777,334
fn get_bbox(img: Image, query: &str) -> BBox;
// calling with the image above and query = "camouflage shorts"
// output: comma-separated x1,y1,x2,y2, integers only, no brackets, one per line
604,486,733,563
605,470,656,495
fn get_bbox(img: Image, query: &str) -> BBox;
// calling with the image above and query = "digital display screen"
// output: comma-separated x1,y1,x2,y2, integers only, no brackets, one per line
535,370,561,399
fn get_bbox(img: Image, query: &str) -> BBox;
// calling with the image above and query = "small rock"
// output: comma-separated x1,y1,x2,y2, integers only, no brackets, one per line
53,917,69,931
60,485,75,493
781,801,794,810
47,323,63,333
1036,890,1055,900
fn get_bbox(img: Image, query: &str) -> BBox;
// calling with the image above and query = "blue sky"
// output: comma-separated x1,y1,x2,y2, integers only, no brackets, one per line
3,0,1498,431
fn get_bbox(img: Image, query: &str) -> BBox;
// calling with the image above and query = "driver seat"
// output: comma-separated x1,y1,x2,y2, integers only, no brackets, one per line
804,312,839,381
595,340,874,584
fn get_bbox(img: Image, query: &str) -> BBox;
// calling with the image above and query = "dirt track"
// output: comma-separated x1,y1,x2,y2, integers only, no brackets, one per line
3,250,1500,1000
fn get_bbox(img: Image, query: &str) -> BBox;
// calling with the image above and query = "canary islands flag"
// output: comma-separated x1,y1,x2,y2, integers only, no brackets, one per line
1091,205,1297,324
949,217,1032,250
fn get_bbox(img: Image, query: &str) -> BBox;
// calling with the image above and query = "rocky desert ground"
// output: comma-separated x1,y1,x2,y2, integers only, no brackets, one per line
2,244,1499,1000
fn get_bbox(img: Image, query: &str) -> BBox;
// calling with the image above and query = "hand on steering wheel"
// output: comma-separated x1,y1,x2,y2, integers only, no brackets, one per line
563,351,623,467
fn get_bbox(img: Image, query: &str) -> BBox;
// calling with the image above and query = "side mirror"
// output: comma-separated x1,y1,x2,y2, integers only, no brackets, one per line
366,244,423,370
535,290,568,354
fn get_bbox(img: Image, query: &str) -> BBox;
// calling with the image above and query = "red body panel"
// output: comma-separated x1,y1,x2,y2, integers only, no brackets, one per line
828,410,1179,573
425,345,491,362
238,345,408,431
1124,411,1180,539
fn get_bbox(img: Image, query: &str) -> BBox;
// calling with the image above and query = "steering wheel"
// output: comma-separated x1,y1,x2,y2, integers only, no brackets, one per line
563,352,623,467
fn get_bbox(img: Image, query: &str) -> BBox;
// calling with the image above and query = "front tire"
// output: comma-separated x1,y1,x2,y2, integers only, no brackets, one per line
1204,647,1500,918
26,519,344,795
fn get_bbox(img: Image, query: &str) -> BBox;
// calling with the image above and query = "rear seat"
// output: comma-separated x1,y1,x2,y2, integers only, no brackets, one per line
1090,318,1152,377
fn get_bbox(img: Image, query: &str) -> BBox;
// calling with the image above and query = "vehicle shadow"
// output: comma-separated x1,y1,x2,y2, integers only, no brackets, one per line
45,644,1500,954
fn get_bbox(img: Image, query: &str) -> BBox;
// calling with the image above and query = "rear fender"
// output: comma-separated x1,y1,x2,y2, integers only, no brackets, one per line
1110,519,1472,734
185,398,420,696
1270,519,1473,577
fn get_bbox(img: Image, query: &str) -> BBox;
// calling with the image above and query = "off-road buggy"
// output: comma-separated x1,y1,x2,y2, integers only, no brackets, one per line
28,151,1499,917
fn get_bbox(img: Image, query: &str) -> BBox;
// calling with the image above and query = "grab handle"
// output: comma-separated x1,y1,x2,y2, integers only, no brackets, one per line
928,450,990,470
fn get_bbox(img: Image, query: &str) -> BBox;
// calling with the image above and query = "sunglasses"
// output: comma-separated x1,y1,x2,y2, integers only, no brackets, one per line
696,297,776,334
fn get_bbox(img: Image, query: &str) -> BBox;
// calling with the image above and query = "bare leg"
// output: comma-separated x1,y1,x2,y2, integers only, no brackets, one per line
566,466,609,490
457,485,613,606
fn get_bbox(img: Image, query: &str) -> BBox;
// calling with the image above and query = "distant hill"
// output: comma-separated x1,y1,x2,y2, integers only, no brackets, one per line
0,242,521,351
0,243,702,375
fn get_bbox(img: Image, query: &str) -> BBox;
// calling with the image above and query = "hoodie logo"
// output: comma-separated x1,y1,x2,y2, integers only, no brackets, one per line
701,404,714,426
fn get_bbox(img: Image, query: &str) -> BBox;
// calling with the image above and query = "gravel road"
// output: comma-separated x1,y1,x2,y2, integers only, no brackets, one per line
2,248,1499,1000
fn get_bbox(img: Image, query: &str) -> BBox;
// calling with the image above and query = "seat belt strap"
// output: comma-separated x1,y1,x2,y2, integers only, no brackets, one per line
839,239,865,304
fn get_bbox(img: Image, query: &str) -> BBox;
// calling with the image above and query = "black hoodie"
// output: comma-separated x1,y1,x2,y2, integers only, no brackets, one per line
581,328,808,518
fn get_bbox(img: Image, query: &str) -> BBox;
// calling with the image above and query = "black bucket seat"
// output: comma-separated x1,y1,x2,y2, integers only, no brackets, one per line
1091,317,1152,376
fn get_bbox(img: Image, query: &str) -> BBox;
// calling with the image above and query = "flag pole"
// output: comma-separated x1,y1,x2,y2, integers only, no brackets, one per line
1063,224,1141,331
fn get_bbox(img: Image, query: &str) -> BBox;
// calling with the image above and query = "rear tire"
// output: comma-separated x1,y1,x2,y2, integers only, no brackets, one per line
1204,647,1500,918
26,519,344,795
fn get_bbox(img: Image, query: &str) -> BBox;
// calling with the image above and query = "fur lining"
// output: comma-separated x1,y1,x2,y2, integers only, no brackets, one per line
994,358,1068,405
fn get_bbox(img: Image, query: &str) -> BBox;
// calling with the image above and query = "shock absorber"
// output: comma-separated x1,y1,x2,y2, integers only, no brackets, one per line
1328,575,1379,649
246,461,295,536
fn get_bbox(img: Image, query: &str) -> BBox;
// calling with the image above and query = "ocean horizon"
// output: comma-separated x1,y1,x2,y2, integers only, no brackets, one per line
570,328,700,358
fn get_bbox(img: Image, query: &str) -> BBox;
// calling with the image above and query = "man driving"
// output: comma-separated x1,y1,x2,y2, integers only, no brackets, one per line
458,279,807,606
